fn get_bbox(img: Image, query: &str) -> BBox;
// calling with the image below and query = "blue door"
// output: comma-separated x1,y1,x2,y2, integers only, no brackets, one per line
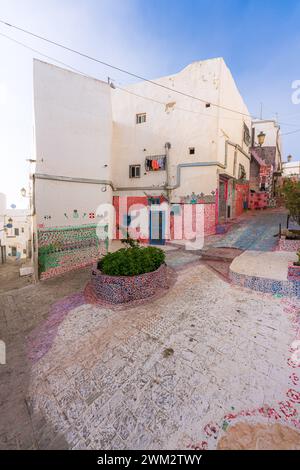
149,209,165,245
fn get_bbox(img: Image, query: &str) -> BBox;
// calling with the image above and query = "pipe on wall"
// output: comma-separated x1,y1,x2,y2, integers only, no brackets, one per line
34,172,166,192
34,138,250,195
166,161,226,190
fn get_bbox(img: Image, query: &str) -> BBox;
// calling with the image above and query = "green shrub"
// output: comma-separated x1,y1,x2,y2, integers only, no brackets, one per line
97,246,165,276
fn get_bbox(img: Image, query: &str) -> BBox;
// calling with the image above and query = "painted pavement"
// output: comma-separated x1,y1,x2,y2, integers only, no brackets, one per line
26,264,300,450
213,211,287,251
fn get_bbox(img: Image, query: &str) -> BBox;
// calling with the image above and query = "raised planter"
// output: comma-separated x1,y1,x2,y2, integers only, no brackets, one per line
288,263,300,282
89,263,169,304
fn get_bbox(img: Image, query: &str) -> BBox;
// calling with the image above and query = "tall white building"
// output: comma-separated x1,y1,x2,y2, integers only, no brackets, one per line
282,156,300,178
32,58,252,278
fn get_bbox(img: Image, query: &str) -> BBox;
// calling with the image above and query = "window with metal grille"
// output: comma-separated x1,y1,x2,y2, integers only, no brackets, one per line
129,165,141,178
136,113,146,124
238,163,247,180
145,155,166,171
243,123,251,146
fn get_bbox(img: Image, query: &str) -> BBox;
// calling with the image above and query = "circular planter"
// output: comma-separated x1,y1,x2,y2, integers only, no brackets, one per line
90,263,169,304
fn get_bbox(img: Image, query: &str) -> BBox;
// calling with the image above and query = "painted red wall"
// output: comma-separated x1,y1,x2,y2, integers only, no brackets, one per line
113,196,217,241
235,183,249,217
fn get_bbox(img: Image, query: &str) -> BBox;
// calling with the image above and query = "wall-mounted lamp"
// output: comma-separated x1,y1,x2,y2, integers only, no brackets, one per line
21,188,27,198
257,131,266,147
107,77,116,89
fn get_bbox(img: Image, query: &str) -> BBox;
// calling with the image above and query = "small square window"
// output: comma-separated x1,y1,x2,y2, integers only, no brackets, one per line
129,165,141,178
189,147,195,155
136,113,146,124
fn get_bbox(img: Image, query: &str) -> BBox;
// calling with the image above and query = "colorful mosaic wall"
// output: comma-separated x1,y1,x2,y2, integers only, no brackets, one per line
249,191,268,210
113,195,217,242
288,264,300,282
38,224,105,280
88,263,169,304
229,269,300,299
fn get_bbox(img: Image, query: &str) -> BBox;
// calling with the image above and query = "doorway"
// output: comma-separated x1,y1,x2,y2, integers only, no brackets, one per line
218,179,227,222
149,204,165,246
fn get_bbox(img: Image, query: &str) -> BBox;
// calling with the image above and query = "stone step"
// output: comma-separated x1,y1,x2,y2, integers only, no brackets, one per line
199,247,243,262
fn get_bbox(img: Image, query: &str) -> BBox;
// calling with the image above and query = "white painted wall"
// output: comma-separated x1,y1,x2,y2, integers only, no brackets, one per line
111,58,251,202
252,120,282,170
33,57,251,234
283,160,300,177
33,60,113,228
218,60,251,179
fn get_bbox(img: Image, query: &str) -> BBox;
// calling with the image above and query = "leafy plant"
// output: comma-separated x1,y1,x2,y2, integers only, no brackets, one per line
294,250,300,266
281,179,300,225
121,236,140,248
97,246,165,276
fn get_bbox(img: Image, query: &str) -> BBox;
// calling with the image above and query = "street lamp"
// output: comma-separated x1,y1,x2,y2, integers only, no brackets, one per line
21,187,27,198
257,131,266,147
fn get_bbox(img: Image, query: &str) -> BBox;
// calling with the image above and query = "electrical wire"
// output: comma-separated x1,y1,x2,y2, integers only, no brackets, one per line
0,18,255,119
1,20,299,132
0,30,251,122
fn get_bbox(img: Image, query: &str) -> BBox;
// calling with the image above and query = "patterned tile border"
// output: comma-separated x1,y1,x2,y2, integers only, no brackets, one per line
229,268,300,299
277,239,300,252
88,263,171,304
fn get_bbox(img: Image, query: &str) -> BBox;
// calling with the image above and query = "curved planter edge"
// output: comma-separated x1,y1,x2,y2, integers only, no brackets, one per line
90,263,169,304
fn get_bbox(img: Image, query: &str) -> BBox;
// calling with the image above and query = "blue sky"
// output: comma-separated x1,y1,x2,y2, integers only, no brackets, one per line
1,0,300,208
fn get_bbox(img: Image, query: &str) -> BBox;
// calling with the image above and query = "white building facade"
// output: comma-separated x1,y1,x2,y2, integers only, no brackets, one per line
33,58,251,278
283,158,300,178
1,208,30,260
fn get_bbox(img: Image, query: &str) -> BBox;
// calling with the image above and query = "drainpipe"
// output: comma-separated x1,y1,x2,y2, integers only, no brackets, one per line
35,139,250,195
166,161,226,191
165,142,171,201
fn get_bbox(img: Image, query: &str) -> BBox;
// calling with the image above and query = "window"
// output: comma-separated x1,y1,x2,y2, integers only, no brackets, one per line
251,127,255,147
21,227,24,233
238,163,247,180
145,155,166,171
189,147,195,155
129,165,141,178
14,228,19,236
136,113,146,124
23,249,26,254
243,123,251,146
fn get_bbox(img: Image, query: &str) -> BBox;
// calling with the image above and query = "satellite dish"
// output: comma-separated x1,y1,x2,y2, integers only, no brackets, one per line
10,204,16,209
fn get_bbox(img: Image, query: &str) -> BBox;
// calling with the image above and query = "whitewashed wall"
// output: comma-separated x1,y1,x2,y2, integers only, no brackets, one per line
252,120,282,169
111,58,251,202
33,60,113,228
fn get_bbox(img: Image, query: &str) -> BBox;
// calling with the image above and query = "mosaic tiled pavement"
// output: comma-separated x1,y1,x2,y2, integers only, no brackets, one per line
23,264,300,450
212,210,288,251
